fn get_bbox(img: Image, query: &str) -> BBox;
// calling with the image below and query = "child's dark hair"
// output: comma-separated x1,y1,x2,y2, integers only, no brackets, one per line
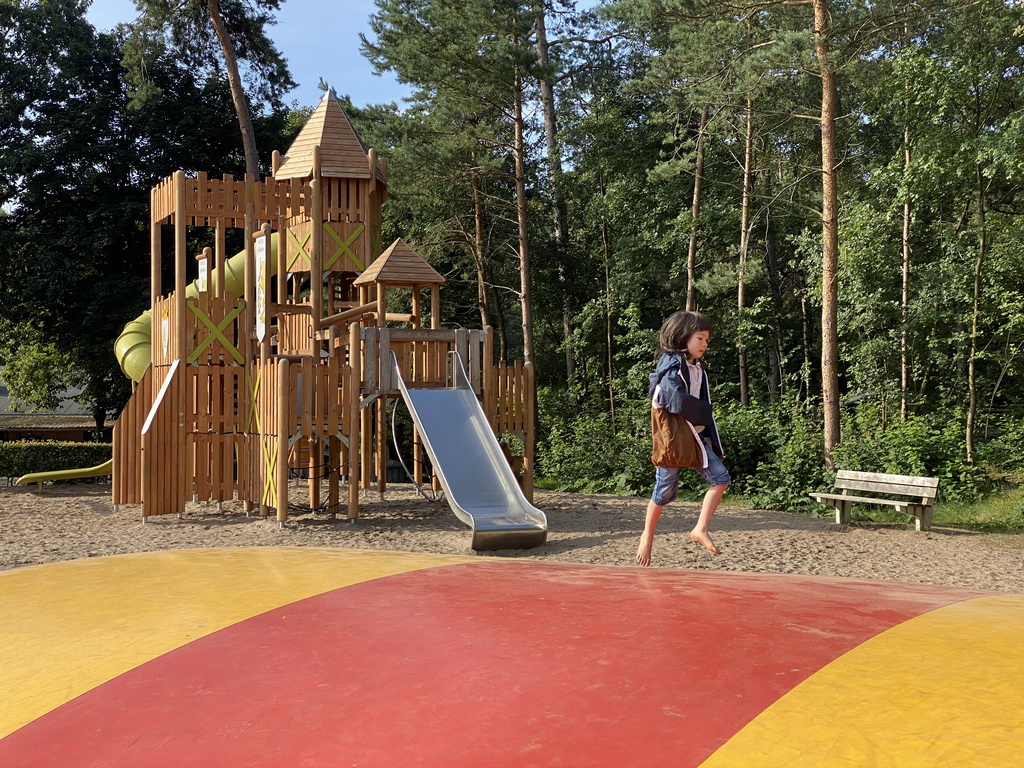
657,311,714,360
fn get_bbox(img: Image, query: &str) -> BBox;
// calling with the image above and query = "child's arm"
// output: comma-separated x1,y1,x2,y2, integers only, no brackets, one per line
654,365,713,425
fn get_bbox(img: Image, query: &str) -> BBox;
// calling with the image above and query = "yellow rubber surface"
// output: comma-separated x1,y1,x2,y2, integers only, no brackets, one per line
0,547,474,738
701,594,1024,767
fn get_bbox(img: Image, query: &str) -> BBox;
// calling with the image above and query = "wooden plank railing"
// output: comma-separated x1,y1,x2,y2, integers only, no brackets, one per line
363,328,484,395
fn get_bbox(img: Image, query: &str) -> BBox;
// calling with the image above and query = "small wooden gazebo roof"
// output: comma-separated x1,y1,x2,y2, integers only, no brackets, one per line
275,89,385,181
354,238,445,287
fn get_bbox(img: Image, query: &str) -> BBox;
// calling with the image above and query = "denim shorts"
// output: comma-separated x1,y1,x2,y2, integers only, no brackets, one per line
651,438,731,505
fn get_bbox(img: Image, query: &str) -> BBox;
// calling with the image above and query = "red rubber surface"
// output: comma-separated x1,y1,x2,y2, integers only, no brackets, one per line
0,562,982,767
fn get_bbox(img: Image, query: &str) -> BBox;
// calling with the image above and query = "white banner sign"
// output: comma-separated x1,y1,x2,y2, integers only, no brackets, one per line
197,258,208,293
255,236,267,342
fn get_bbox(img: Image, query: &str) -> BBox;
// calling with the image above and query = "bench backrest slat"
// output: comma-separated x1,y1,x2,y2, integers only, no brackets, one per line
834,470,939,500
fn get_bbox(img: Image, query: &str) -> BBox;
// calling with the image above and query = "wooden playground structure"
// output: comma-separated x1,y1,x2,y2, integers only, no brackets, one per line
110,91,535,523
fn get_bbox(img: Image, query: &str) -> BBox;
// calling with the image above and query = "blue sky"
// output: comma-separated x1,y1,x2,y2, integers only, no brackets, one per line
86,0,410,110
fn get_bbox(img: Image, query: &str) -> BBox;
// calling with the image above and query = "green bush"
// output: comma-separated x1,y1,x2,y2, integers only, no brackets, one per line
832,408,981,502
537,385,996,513
0,441,112,482
536,389,656,496
720,398,833,512
975,410,1024,473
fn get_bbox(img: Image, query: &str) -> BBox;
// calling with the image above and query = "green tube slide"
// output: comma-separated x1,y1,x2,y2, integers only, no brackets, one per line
114,234,279,383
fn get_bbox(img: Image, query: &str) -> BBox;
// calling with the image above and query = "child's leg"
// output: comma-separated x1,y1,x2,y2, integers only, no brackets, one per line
690,439,730,555
638,467,679,566
690,484,726,554
636,500,664,566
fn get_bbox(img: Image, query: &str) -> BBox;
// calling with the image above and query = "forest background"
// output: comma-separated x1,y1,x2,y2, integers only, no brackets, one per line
2,0,1024,524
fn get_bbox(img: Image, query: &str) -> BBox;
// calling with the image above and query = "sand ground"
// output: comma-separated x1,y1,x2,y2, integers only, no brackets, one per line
1,482,1021,592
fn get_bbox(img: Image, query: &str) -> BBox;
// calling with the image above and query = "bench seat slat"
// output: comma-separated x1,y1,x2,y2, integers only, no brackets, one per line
830,480,938,499
835,469,939,488
810,492,932,507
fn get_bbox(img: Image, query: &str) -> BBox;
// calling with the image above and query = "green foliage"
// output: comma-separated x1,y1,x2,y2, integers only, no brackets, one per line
537,391,833,508
0,442,112,483
976,411,1024,473
831,407,981,503
717,398,833,513
536,389,656,496
0,0,297,423
125,0,295,108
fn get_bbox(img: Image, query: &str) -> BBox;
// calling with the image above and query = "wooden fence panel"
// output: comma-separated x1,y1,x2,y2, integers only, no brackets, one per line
141,361,186,517
112,368,155,506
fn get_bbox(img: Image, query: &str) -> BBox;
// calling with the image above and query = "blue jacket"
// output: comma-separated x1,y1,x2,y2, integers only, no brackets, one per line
648,353,724,458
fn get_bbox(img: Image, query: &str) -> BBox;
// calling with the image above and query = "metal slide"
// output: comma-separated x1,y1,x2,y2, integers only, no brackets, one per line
392,354,548,551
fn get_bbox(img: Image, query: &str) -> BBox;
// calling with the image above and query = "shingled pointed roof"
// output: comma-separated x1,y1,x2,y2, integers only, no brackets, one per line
275,89,384,181
353,238,446,286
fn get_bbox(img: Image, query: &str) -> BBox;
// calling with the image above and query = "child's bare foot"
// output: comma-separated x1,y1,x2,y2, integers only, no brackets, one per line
690,530,721,555
636,533,654,566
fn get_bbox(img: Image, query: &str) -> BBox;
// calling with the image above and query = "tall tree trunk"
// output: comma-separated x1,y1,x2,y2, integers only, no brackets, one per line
966,164,987,462
92,407,106,440
737,97,754,406
469,148,492,330
534,2,574,386
512,68,535,366
765,220,785,400
686,106,709,312
900,126,912,421
492,285,508,361
207,0,259,176
764,162,786,400
598,169,615,427
801,289,813,405
814,0,841,467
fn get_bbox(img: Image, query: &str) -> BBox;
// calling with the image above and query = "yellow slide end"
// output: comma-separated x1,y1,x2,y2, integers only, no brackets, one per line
15,459,114,487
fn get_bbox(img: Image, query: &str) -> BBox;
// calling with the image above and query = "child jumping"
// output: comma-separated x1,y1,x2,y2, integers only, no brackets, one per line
636,310,730,566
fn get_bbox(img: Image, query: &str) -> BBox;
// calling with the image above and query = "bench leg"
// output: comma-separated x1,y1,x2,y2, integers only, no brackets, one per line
835,499,852,526
917,505,933,532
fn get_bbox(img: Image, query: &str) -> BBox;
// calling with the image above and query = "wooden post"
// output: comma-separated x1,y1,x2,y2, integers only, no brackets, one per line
173,171,187,362
329,434,340,517
376,398,386,495
524,361,535,502
308,436,320,510
411,289,421,329
243,198,256,366
348,322,361,518
376,284,387,328
367,148,377,198
413,425,423,487
431,285,441,329
361,398,373,489
277,217,287,314
150,187,161,308
483,326,495,429
311,146,323,332
242,193,256,515
277,358,290,522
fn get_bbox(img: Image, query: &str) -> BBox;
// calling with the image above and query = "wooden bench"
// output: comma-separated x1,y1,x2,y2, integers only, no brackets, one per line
810,470,940,531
